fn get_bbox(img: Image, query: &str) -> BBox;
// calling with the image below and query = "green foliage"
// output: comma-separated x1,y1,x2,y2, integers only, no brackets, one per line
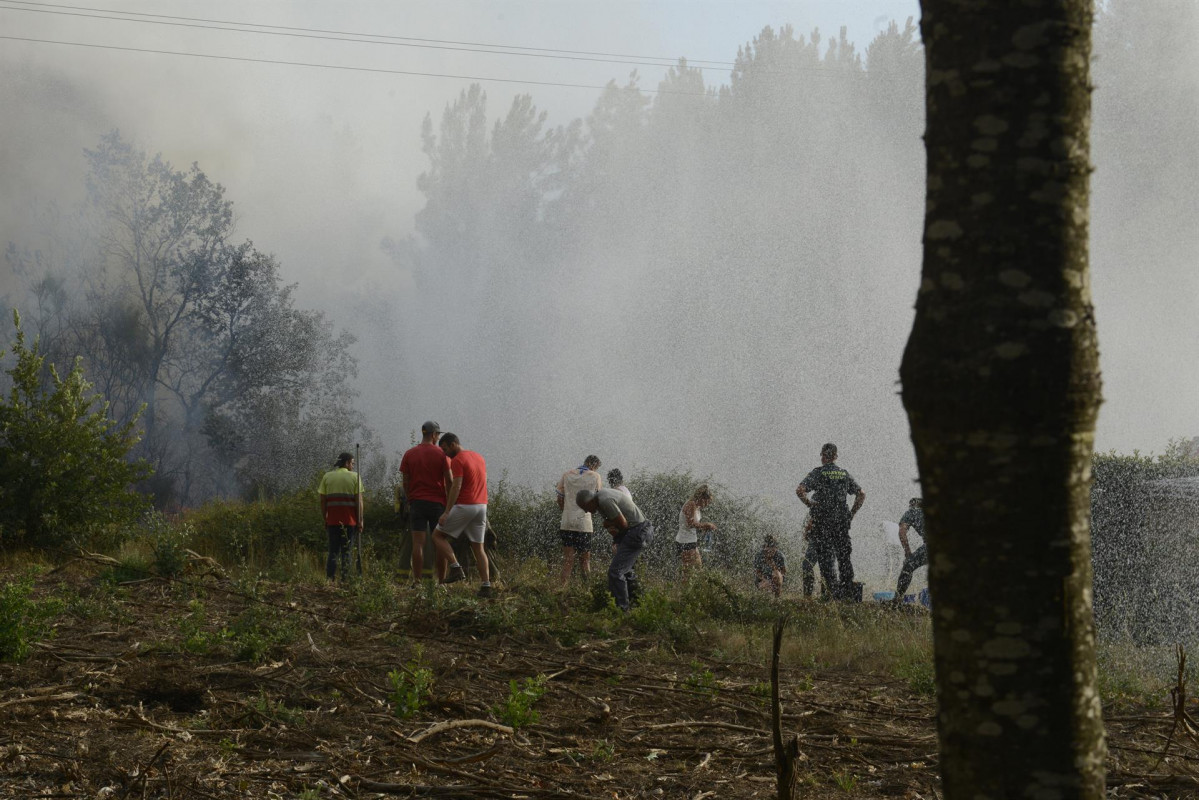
486,476,561,563
350,570,400,621
250,690,305,727
628,588,694,644
172,596,296,662
185,489,401,572
186,490,322,564
0,572,63,661
683,661,719,696
0,310,151,547
490,469,795,588
11,131,369,505
895,653,936,696
589,740,615,761
832,770,859,792
228,603,297,663
100,545,152,585
388,646,434,719
140,511,192,577
176,600,225,655
495,674,549,729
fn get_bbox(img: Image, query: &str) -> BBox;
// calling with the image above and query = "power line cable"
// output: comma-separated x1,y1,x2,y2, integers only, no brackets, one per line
0,33,713,95
0,0,738,69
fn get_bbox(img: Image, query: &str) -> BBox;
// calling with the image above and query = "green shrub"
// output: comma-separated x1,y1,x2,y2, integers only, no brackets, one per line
683,661,719,696
100,544,153,585
627,587,696,645
350,570,399,620
494,674,549,729
0,573,63,661
229,604,297,663
894,653,936,696
487,477,560,563
488,469,799,589
176,600,226,655
388,647,434,718
0,310,151,548
250,690,305,728
184,489,402,574
141,512,192,577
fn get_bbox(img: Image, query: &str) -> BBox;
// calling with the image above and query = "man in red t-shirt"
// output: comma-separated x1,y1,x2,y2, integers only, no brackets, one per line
432,433,493,597
399,421,453,582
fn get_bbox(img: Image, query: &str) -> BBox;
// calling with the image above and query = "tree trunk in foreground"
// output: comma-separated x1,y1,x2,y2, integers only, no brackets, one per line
901,1,1105,797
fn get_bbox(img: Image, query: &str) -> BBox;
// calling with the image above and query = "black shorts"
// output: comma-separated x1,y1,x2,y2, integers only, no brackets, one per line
676,542,699,554
410,499,445,533
559,530,593,551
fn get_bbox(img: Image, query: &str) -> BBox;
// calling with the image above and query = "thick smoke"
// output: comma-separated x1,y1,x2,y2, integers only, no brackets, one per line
3,2,1198,592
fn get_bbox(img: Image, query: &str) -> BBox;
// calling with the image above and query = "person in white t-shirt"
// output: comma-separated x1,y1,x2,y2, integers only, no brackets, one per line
676,484,716,574
555,455,603,588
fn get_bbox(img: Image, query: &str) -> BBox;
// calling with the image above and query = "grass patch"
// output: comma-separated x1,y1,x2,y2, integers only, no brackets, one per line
0,571,63,661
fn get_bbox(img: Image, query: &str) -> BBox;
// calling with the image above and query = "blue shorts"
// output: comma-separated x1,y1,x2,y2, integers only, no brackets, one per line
559,530,593,552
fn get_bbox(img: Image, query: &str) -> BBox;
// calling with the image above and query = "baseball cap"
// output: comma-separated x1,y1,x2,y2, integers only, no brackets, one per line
421,421,441,435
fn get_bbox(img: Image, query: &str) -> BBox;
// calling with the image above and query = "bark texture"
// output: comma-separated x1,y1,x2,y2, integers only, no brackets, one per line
902,1,1105,797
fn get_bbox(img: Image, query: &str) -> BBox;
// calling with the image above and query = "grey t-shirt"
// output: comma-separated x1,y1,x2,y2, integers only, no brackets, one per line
596,487,646,526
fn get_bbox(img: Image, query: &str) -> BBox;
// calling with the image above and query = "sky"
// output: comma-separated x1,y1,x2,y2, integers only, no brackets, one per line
2,0,1197,555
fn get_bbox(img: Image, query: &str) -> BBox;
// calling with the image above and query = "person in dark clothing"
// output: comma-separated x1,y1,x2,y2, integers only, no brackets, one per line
754,535,787,597
795,443,866,601
798,512,827,599
893,497,927,600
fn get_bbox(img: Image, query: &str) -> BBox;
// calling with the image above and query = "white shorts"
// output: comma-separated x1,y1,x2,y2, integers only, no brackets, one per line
436,504,487,543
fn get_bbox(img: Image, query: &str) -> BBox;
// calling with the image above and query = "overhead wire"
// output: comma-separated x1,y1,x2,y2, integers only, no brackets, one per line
0,0,903,91
0,34,713,95
0,0,738,70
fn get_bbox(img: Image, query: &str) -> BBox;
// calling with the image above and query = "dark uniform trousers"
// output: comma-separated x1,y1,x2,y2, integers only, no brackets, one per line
805,509,854,600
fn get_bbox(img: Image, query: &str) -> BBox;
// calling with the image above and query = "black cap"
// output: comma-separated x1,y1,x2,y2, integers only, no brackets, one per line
421,421,440,435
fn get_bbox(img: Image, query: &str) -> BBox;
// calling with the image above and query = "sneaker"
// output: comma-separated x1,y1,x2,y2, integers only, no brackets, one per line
477,585,494,599
441,565,466,585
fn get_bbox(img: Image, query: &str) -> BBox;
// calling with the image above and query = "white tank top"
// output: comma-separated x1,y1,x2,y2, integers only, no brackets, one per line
676,505,700,544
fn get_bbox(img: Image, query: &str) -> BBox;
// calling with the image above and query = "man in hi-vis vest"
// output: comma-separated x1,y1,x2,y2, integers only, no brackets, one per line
319,451,364,581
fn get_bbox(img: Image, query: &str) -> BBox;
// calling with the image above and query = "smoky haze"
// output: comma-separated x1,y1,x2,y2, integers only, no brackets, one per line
2,1,1197,583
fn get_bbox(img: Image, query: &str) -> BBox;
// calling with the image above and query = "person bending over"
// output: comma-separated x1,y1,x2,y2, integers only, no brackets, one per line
575,487,654,611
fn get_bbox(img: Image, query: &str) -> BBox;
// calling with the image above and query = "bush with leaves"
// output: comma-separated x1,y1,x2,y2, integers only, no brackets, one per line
184,487,401,569
489,468,796,582
0,573,63,661
494,675,549,729
0,311,150,548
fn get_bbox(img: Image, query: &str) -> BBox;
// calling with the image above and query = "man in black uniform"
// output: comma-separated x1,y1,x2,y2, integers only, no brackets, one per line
795,443,866,600
893,497,926,601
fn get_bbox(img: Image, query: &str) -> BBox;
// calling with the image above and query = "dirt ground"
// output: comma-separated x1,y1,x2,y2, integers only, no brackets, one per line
0,563,1194,799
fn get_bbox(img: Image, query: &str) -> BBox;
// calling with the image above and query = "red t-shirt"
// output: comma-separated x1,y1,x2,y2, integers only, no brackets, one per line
450,450,488,505
400,443,451,503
